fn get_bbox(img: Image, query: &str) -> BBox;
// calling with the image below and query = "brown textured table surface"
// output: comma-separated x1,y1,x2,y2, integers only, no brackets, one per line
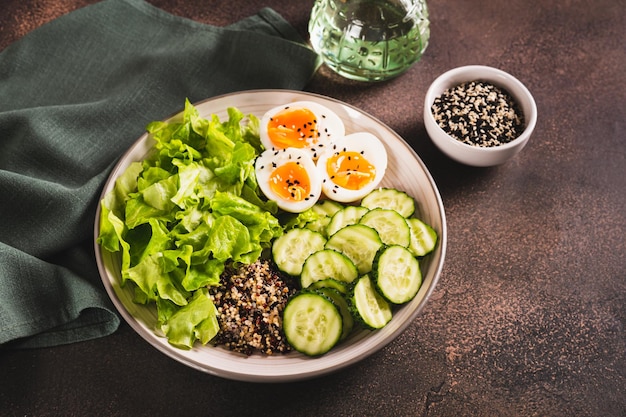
1,1,624,416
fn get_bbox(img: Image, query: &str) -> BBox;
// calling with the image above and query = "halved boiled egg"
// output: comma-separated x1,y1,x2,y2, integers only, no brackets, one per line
259,101,345,160
255,147,322,213
317,132,388,203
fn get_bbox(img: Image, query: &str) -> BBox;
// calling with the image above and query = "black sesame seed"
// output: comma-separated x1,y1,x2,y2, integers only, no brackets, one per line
432,80,524,147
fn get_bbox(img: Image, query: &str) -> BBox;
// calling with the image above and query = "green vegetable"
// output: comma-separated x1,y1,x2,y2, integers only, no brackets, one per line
361,188,416,218
282,291,343,356
372,245,422,304
300,249,358,289
407,218,438,256
272,228,327,276
97,99,280,349
349,274,392,329
325,224,383,274
283,199,342,237
358,208,411,247
326,205,369,237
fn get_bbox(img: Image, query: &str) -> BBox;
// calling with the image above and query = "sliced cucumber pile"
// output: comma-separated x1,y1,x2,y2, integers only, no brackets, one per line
280,188,438,356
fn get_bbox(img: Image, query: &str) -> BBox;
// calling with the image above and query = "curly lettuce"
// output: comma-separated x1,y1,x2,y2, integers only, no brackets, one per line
97,99,280,349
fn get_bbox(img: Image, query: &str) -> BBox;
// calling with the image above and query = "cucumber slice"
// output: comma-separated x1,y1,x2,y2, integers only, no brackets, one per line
303,216,332,237
326,205,369,237
361,188,415,218
349,274,392,329
272,228,326,276
315,288,354,340
306,200,344,236
307,277,350,295
373,245,422,304
407,218,438,256
300,249,359,288
325,224,383,274
312,200,343,217
359,208,411,247
283,292,343,356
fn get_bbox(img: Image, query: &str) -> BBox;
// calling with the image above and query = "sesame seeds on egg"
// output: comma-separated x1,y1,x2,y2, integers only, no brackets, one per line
259,101,345,160
255,147,322,213
317,132,388,203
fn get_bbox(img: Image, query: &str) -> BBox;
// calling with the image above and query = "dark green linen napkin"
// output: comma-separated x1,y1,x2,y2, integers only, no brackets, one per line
0,0,320,348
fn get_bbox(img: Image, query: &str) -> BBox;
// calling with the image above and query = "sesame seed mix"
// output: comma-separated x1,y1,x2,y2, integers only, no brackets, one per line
209,260,297,355
431,81,525,147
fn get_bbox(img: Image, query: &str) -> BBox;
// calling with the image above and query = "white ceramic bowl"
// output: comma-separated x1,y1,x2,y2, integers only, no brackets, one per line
424,65,537,167
94,90,447,382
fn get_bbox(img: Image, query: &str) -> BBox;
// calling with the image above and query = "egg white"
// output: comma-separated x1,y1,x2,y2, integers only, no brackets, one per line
317,132,388,203
259,101,345,160
255,147,322,213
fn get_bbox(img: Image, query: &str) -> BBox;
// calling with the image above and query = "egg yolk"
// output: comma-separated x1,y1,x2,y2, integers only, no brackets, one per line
326,151,376,190
269,162,312,202
267,107,319,149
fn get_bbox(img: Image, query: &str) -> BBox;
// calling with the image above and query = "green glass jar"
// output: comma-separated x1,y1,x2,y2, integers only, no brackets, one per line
308,0,430,82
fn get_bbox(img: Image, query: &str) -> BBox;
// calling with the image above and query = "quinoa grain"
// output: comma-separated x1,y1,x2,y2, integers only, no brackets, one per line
209,260,296,355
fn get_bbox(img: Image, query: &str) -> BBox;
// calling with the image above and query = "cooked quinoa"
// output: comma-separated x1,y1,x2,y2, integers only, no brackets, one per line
209,260,297,355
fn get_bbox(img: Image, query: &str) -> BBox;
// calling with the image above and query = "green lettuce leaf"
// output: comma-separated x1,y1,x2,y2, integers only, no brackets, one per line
158,288,220,350
97,100,279,349
122,250,190,306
